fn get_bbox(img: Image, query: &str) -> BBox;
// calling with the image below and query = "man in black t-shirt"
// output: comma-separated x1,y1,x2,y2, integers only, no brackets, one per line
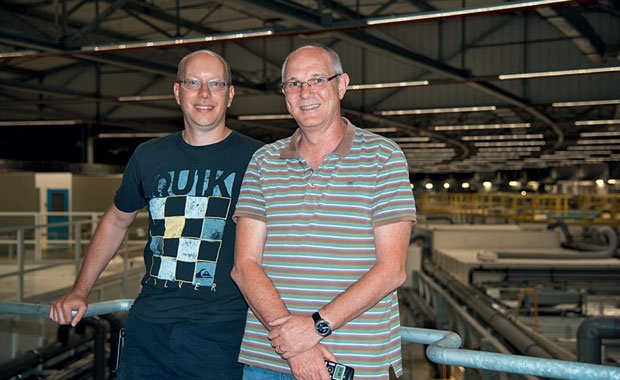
50,50,263,380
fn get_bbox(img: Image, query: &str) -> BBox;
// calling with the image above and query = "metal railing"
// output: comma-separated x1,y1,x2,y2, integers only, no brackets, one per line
416,193,620,225
0,213,148,302
1,300,619,380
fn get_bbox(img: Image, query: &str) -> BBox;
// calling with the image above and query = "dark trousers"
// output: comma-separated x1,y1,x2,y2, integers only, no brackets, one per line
117,312,245,380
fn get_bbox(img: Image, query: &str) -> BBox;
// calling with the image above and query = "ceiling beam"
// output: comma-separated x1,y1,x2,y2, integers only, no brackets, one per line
227,0,565,149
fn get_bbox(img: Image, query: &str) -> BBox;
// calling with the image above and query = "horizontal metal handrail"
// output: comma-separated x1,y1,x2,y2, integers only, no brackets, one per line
1,300,619,379
401,326,620,380
0,299,134,319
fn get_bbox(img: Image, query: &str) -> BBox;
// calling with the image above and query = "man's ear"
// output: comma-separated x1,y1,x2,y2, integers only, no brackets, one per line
173,82,181,105
227,85,235,107
337,73,350,100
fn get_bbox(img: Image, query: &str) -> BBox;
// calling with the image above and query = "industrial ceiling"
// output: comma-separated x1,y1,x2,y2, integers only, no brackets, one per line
0,0,619,184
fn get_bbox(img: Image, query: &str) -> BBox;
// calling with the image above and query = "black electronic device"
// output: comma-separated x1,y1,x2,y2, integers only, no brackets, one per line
325,360,354,380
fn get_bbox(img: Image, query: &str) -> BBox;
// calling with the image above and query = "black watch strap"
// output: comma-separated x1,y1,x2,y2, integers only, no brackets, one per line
312,311,332,337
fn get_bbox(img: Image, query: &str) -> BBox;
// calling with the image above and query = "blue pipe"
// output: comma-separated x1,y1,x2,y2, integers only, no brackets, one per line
401,326,620,380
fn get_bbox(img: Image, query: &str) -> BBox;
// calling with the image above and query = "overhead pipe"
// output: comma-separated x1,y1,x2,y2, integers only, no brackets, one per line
577,317,620,364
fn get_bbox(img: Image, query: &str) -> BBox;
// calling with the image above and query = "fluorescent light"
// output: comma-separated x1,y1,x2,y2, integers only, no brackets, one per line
237,114,293,120
402,148,455,153
118,95,174,102
82,29,274,52
0,120,81,126
347,80,428,90
366,0,572,25
568,145,620,150
0,50,40,58
580,131,620,137
434,123,530,131
461,133,543,141
98,133,170,138
391,137,430,142
499,66,620,80
474,140,546,147
399,143,447,148
577,139,620,145
364,127,398,133
575,119,620,126
552,99,620,107
379,105,495,115
478,147,541,152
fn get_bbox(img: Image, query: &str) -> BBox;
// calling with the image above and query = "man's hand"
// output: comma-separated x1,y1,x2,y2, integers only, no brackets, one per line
269,315,321,359
287,344,336,380
49,290,88,326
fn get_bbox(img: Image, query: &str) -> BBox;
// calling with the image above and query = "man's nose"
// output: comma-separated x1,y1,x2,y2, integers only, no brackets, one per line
199,83,212,97
299,82,314,97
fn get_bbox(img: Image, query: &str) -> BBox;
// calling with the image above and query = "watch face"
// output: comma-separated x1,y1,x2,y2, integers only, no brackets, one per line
316,321,331,335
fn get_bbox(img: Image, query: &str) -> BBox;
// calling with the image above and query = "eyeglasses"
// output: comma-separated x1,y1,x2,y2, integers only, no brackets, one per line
177,78,229,91
281,73,341,93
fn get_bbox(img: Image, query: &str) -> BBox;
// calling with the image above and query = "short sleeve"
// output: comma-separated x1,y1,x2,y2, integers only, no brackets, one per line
233,154,266,222
371,149,416,227
113,149,147,212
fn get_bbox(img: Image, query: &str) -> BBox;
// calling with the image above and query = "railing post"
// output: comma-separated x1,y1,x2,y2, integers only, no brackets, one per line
34,213,42,262
17,228,24,302
74,222,81,277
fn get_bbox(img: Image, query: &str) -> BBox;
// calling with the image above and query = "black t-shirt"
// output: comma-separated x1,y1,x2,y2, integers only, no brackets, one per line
114,130,263,323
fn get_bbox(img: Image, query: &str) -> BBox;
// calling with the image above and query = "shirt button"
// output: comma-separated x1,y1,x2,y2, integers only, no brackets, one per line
309,183,315,188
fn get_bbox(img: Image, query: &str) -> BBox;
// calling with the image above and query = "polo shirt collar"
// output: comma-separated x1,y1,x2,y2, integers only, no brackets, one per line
280,117,356,159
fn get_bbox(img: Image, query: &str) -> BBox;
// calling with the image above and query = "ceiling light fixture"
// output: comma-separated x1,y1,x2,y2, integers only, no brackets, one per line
379,105,496,115
552,99,620,107
576,139,620,145
347,80,428,91
434,123,530,131
499,66,620,80
399,142,447,148
461,133,543,141
568,145,620,150
391,137,430,142
574,119,620,126
474,140,546,147
478,146,542,152
0,120,82,126
366,0,572,25
580,131,620,137
363,127,399,133
82,29,274,53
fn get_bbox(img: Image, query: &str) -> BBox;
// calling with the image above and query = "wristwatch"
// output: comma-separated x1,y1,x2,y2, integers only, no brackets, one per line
312,311,332,337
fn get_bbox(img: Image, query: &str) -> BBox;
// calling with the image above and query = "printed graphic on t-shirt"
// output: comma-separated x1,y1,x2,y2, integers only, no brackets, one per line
146,168,235,288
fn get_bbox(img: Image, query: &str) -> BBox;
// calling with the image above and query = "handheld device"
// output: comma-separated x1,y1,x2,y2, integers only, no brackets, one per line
325,360,354,380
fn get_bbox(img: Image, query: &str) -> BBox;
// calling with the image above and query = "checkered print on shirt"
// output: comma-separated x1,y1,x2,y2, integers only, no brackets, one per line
147,195,231,287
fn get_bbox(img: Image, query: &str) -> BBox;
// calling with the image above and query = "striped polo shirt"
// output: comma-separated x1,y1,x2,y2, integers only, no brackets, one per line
233,118,416,379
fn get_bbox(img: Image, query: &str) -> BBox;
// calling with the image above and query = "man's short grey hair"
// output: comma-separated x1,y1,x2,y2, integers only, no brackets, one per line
177,49,232,84
281,43,344,82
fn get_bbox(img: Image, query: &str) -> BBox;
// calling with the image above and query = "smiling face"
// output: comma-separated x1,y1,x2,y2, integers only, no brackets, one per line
174,52,234,137
282,47,349,133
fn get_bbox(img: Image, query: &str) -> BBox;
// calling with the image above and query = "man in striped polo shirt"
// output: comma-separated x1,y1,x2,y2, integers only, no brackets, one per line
231,44,416,380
